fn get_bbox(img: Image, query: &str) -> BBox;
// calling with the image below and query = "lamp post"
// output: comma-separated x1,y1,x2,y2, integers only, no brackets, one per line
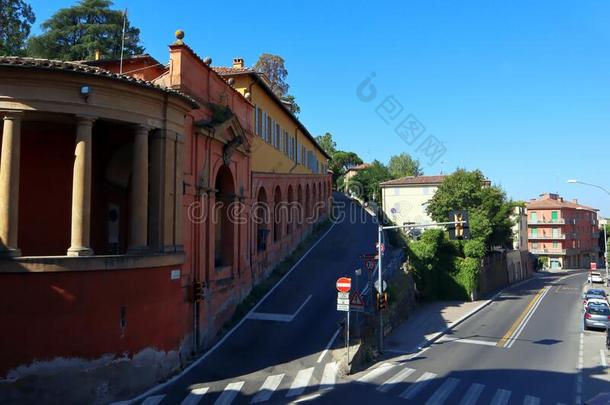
567,179,610,285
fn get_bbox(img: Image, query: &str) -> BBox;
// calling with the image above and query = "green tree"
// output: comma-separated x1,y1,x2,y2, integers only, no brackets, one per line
315,132,337,158
254,53,289,97
27,0,144,61
426,169,514,249
388,152,423,178
0,0,35,56
282,94,301,115
350,159,391,202
332,151,362,174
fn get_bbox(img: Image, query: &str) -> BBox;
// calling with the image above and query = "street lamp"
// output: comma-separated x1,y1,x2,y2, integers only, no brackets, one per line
567,179,610,285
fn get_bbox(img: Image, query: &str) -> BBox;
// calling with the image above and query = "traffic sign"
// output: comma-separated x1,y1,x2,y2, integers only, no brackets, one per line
374,279,387,293
337,303,349,312
336,277,351,293
376,242,385,253
591,262,597,270
365,258,376,271
350,291,365,312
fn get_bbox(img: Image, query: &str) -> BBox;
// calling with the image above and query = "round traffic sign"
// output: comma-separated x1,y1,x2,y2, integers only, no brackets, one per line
376,242,385,253
336,277,351,293
374,279,387,293
365,259,375,270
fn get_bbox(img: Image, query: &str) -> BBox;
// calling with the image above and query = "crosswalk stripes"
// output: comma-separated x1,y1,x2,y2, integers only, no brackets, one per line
425,377,460,405
180,387,209,405
213,382,244,405
286,367,315,397
458,383,485,405
399,371,437,400
523,395,541,405
319,362,338,388
250,374,284,404
141,395,166,405
376,367,415,393
357,362,394,383
490,388,511,405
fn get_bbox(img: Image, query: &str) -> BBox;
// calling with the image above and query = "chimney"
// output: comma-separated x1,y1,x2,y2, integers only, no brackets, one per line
233,58,244,69
572,198,578,204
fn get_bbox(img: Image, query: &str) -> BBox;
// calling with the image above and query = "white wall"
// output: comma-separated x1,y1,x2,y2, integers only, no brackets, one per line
381,185,439,226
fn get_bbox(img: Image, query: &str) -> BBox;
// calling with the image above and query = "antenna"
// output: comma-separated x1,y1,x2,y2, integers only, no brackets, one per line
119,9,127,74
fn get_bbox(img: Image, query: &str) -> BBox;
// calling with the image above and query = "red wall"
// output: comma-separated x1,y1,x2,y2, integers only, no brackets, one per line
0,265,189,377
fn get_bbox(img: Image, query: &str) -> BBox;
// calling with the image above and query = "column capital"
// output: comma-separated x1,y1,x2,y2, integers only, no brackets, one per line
1,111,24,121
133,124,154,136
75,115,96,126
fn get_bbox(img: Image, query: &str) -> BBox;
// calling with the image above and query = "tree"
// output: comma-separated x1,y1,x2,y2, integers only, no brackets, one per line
254,53,289,97
350,160,391,202
315,132,337,158
26,0,144,61
388,153,423,178
282,94,301,115
426,169,514,249
332,151,363,174
0,0,35,56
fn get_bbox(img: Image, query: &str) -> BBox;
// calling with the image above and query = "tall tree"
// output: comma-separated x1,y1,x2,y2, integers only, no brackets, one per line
332,151,363,174
388,153,423,178
315,132,337,158
27,0,144,61
351,160,392,202
254,53,289,96
282,94,301,115
0,0,35,56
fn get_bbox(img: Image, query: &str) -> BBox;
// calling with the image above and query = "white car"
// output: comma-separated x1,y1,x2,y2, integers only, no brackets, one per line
588,272,605,284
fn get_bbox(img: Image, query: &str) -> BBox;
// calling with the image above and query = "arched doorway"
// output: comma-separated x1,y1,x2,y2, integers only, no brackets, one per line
287,185,294,235
297,184,303,229
273,186,282,243
256,187,269,252
214,165,235,268
305,184,310,223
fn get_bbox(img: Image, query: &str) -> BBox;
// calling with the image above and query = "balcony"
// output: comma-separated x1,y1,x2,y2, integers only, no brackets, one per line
528,218,565,225
528,233,566,240
530,248,567,255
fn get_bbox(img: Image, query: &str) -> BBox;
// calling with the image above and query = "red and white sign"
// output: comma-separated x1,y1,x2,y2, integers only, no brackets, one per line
376,242,385,253
350,291,365,308
336,277,351,293
591,262,597,270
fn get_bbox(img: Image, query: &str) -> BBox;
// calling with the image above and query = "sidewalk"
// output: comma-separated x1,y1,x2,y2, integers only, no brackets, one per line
383,300,486,355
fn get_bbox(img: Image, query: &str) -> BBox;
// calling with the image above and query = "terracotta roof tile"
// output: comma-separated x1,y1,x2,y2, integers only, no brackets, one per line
380,175,447,187
526,197,598,211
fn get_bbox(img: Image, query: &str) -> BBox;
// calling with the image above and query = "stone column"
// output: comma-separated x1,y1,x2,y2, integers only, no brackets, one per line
129,125,150,252
67,116,95,256
0,112,23,256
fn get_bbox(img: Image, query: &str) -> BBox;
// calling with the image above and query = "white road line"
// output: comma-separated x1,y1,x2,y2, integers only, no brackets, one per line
439,336,498,347
601,349,608,368
213,382,244,405
426,377,460,405
317,328,341,363
141,395,166,405
180,387,209,405
319,362,338,389
357,363,394,383
376,367,415,393
506,287,551,349
490,388,511,405
249,295,312,322
286,367,315,397
399,372,437,400
250,374,284,404
576,331,584,405
125,222,337,404
458,383,485,405
523,395,540,405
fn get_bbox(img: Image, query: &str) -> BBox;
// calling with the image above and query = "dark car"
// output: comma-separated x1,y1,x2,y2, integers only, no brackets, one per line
583,288,608,301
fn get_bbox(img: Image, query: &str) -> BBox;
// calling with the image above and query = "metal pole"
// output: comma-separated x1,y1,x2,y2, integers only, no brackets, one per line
346,307,350,364
604,223,608,286
377,224,383,353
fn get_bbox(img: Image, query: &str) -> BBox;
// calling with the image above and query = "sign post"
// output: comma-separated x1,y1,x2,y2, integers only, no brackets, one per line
377,226,383,353
336,277,351,363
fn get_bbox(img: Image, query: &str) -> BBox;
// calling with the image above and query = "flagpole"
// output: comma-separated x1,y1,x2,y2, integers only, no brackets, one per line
119,9,127,74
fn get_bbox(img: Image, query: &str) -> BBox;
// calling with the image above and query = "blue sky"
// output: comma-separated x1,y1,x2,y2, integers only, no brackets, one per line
28,0,610,216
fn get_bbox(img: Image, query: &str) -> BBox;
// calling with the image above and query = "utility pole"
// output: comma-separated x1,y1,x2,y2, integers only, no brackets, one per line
377,224,383,353
604,222,609,286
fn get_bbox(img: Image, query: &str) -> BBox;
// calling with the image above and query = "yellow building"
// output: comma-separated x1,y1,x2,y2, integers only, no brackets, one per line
214,58,332,276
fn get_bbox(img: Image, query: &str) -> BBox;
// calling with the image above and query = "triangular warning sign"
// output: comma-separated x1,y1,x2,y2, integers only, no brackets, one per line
350,291,365,307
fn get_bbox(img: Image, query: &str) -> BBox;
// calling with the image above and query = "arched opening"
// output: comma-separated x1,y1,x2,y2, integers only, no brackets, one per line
297,185,303,229
214,165,235,268
305,184,310,223
255,187,269,252
312,183,317,221
287,185,294,235
273,186,282,242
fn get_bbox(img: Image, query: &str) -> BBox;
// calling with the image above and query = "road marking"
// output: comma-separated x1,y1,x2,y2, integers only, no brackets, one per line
505,287,550,349
125,222,337,404
214,382,244,405
601,349,608,368
490,388,511,405
439,336,498,347
250,374,284,403
248,295,312,322
317,328,341,363
320,362,338,389
497,287,549,348
576,331,583,405
523,395,540,405
377,367,415,393
458,383,485,405
399,371,437,400
426,377,460,405
181,387,209,405
357,363,394,383
286,367,315,397
141,395,166,405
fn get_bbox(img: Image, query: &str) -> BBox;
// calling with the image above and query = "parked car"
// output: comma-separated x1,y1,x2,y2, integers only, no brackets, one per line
584,298,610,311
583,288,607,300
584,302,610,330
588,272,605,284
